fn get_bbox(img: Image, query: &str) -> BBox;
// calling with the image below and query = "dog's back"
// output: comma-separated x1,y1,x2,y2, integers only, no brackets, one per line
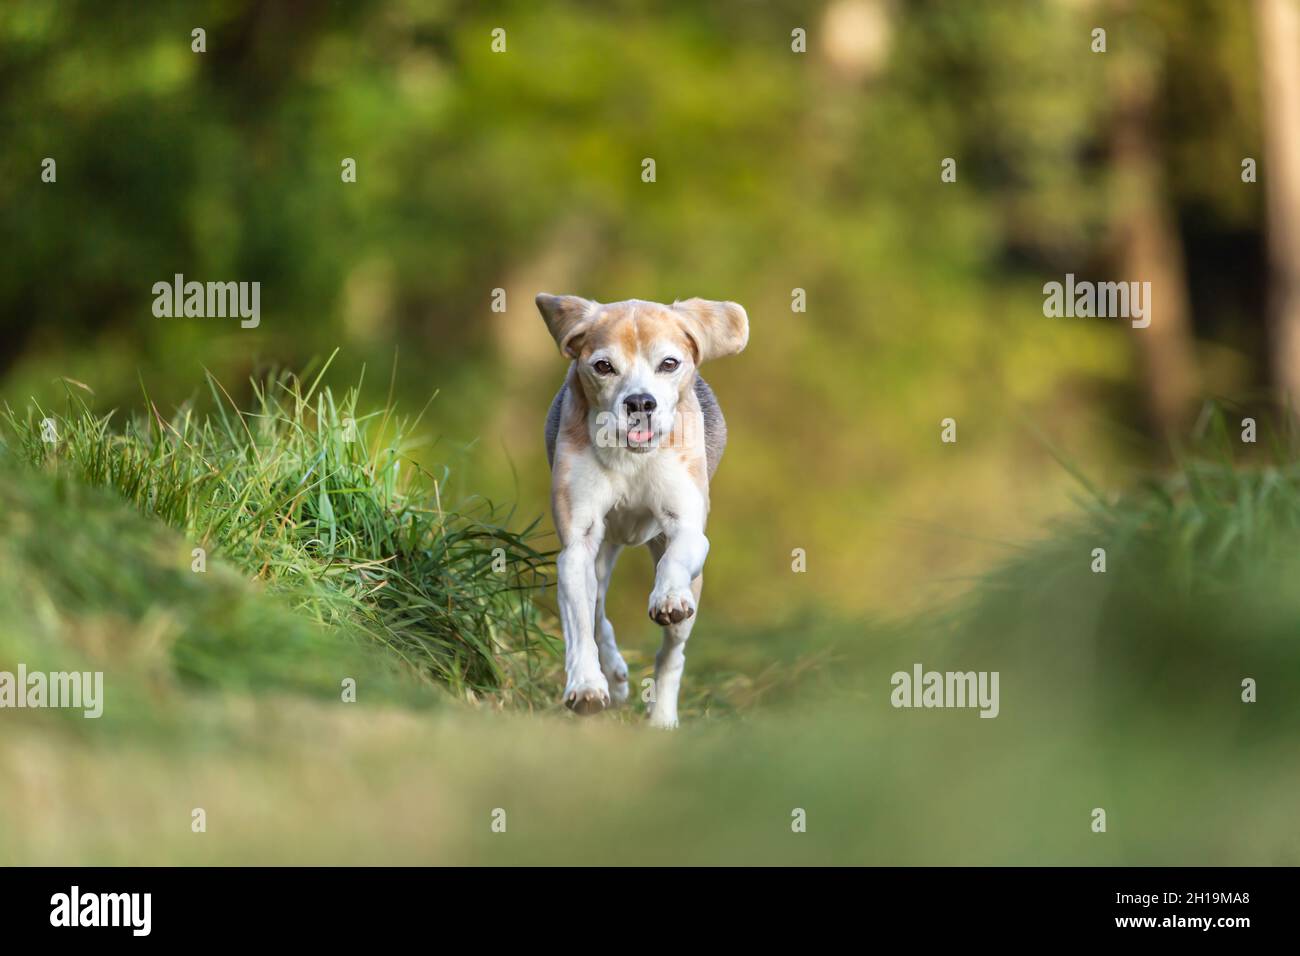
546,372,726,478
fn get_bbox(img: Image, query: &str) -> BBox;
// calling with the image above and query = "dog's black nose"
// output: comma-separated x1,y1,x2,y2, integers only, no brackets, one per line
624,393,657,415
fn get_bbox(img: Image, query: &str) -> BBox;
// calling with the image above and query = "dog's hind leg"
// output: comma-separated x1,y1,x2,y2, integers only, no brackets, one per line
645,535,701,730
594,540,630,706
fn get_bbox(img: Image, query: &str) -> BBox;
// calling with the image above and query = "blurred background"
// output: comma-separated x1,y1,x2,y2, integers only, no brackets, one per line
5,0,1297,623
2,0,1299,864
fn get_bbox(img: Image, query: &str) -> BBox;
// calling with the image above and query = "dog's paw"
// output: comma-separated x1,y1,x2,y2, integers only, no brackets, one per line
648,586,696,626
647,707,679,730
563,673,610,716
598,645,630,707
604,665,630,706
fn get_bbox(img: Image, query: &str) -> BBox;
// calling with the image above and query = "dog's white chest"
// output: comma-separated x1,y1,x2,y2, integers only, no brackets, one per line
575,448,694,547
606,458,676,545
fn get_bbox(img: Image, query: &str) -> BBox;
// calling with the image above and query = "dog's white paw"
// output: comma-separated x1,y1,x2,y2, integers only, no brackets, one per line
604,664,630,706
648,586,695,627
563,673,610,716
647,707,679,730
597,629,630,707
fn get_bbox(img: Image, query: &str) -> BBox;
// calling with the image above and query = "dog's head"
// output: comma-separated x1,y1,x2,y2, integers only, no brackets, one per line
536,295,748,453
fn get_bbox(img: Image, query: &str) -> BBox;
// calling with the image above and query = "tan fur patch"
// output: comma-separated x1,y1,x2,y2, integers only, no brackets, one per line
681,448,707,489
551,476,572,534
551,367,590,537
561,367,589,452
578,302,696,366
673,387,710,497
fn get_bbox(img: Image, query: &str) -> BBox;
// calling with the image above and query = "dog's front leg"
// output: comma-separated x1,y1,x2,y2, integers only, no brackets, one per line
647,514,709,729
647,526,707,626
557,526,610,715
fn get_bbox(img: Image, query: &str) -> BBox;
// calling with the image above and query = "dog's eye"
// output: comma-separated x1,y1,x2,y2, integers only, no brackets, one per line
592,359,615,376
658,358,680,373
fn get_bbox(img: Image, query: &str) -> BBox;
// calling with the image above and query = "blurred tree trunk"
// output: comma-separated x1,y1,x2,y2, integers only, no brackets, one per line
1107,16,1200,436
1255,0,1300,417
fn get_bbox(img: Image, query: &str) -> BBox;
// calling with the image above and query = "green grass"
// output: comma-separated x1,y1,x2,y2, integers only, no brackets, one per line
0,464,428,737
0,358,561,709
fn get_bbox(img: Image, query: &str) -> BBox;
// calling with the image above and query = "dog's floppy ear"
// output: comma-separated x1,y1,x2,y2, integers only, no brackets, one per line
671,298,749,364
536,294,599,358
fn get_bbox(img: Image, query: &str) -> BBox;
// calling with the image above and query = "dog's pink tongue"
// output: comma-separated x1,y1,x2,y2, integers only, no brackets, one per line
629,428,653,443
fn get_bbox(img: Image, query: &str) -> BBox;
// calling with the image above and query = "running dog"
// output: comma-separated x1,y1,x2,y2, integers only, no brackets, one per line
537,294,748,728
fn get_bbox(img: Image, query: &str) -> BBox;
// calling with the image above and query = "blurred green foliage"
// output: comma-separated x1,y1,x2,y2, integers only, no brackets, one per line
0,0,1275,620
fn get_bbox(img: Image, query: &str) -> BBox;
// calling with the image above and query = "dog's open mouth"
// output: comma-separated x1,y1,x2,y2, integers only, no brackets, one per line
626,413,654,448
